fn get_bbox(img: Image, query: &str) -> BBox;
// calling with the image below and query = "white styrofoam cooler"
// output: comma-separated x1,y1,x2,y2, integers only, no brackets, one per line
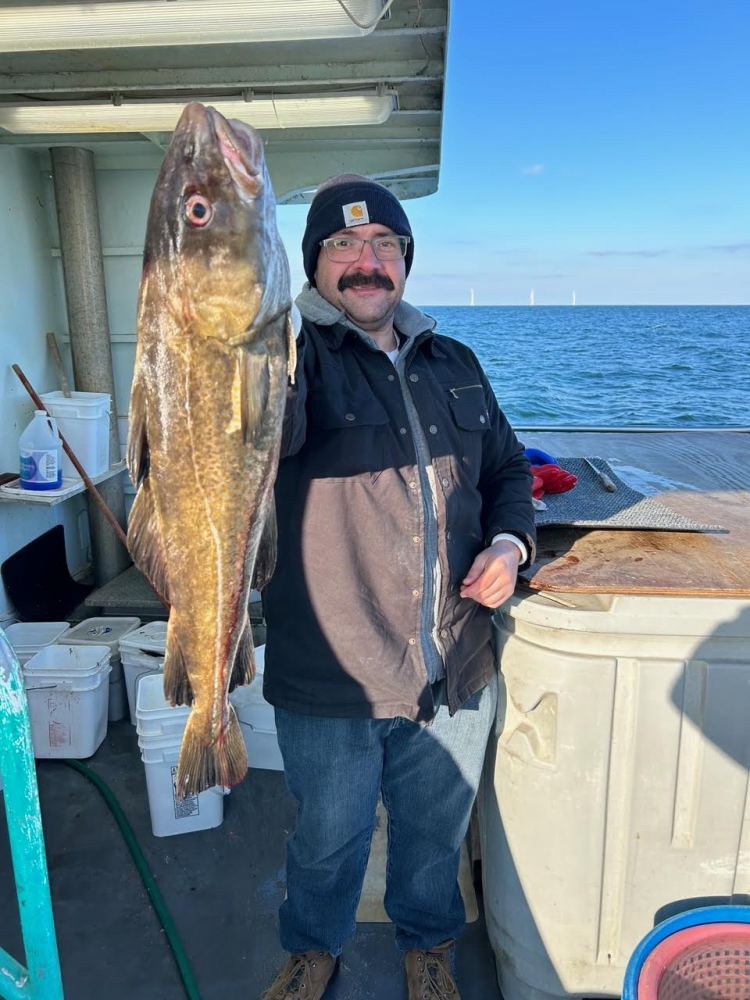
119,620,168,725
136,674,223,837
65,616,140,722
479,591,750,1000
23,644,111,758
40,390,110,480
6,621,70,665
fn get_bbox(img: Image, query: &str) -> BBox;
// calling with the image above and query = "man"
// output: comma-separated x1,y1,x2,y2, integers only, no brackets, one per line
261,175,535,1000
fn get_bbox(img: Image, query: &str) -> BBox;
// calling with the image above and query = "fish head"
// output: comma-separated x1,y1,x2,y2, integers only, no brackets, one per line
142,102,291,348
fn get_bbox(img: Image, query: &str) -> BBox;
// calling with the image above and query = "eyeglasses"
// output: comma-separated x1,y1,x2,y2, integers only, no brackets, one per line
319,234,410,263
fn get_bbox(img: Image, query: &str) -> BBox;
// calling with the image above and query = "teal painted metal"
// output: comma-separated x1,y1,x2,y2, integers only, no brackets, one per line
0,628,64,1000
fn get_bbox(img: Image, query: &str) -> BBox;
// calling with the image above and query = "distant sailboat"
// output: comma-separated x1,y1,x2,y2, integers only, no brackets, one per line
469,288,475,307
529,289,535,307
572,291,576,306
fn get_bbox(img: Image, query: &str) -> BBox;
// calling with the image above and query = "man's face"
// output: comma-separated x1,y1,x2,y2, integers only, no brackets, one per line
313,222,407,332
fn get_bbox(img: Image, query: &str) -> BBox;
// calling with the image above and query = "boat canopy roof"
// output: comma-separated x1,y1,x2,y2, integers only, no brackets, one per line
0,1,449,202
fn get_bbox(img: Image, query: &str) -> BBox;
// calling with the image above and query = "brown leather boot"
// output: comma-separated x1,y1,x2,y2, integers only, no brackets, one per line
404,940,460,999
261,951,338,1000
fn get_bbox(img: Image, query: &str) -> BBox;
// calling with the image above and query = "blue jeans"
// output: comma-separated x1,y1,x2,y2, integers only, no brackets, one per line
274,674,497,956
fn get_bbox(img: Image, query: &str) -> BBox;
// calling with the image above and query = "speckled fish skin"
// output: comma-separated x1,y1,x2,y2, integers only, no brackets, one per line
127,103,293,797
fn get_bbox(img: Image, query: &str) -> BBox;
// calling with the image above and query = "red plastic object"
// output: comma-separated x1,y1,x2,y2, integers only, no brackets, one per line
531,474,545,500
532,464,578,494
637,923,750,999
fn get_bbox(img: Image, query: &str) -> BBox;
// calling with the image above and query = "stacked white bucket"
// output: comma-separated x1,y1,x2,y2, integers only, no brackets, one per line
22,643,112,758
120,623,282,836
39,390,111,480
64,617,140,722
136,674,224,836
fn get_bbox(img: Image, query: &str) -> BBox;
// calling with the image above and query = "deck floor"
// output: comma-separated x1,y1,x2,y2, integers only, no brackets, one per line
0,722,502,1000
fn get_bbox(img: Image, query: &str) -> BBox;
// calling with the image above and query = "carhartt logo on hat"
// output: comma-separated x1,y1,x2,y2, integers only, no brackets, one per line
342,201,369,227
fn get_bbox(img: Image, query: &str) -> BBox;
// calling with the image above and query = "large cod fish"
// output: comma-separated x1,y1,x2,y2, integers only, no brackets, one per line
127,103,294,797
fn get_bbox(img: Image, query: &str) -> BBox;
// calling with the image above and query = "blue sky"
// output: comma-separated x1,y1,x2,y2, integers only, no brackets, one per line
277,0,750,306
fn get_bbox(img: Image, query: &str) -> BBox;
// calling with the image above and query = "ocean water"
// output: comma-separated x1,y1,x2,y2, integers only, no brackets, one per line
421,305,750,428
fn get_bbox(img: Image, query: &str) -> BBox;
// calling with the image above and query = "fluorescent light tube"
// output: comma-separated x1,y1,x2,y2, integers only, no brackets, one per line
0,92,397,135
0,1,386,51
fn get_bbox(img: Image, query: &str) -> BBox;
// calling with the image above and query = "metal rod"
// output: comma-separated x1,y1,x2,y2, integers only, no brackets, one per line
11,363,129,551
45,332,71,398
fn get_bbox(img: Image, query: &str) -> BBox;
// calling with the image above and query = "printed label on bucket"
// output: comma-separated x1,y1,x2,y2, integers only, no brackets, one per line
171,766,200,819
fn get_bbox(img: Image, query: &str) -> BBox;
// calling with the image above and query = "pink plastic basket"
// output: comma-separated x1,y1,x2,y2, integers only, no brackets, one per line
637,923,750,1000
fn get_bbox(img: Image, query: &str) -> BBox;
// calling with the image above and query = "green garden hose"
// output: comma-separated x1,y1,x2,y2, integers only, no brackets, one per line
62,759,203,1000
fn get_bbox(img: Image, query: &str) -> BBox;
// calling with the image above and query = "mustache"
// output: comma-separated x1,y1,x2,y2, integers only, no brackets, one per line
338,272,395,292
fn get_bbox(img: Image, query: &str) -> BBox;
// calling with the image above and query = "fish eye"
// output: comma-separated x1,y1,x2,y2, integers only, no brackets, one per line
184,193,213,227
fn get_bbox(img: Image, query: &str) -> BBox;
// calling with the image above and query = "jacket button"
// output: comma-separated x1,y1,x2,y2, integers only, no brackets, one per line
409,373,419,382
408,637,416,645
345,413,356,421
412,535,420,544
440,628,448,638
429,424,438,434
479,414,486,424
387,374,396,382
399,426,407,435
409,481,417,490
441,477,449,488
412,589,420,597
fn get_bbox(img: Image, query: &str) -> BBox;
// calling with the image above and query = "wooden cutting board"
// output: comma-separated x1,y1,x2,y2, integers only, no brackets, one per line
522,488,750,597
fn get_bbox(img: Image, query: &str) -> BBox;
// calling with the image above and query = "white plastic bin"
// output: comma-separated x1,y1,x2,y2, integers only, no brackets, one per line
119,620,168,725
136,674,224,837
40,390,111,480
65,616,140,722
480,591,750,1000
6,621,70,665
23,644,111,758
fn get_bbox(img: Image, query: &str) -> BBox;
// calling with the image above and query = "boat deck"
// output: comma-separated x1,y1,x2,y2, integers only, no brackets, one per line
0,725,502,999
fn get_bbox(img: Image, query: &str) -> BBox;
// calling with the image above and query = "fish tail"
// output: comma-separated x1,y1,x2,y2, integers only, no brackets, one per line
175,706,247,798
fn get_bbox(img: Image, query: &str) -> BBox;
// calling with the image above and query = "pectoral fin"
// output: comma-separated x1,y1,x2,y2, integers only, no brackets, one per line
127,376,149,485
286,312,297,384
240,348,270,445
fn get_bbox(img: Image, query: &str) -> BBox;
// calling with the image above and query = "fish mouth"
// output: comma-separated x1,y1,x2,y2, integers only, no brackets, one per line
207,106,263,201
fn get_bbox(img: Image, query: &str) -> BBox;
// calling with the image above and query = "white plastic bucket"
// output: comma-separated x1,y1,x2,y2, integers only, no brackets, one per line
65,616,140,723
136,674,224,837
229,646,283,771
23,644,111,758
119,621,168,725
6,621,70,666
40,390,111,480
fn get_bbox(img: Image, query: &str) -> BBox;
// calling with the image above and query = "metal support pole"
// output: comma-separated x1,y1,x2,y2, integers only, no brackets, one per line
0,629,64,1000
50,146,129,585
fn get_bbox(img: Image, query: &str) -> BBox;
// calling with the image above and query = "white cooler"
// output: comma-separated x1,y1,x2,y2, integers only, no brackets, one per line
480,591,750,1000
64,616,140,722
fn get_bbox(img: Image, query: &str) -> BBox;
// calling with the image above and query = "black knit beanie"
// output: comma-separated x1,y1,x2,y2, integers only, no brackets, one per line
302,175,414,283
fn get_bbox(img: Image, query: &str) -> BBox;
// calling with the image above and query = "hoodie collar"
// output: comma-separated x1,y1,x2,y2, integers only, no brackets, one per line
295,283,436,352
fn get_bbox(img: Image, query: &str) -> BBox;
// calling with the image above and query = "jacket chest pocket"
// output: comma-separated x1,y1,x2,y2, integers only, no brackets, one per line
306,390,389,483
447,385,489,482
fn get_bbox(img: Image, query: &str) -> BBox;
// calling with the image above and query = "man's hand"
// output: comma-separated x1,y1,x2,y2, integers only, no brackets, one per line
459,540,522,608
